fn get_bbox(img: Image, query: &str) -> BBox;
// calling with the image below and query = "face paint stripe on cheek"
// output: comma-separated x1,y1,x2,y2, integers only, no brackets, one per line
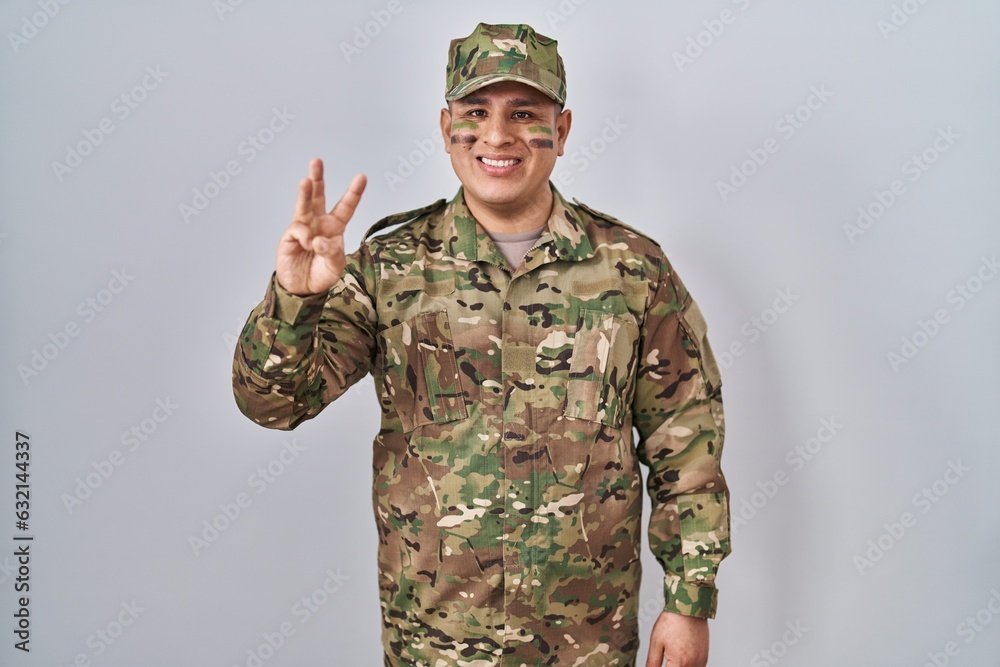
528,125,554,135
529,138,554,149
451,121,479,130
450,134,477,145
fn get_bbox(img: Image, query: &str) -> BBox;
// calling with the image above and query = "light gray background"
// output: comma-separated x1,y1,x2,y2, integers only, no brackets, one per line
3,1,999,665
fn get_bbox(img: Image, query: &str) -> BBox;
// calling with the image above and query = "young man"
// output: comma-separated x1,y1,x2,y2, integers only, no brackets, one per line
233,22,730,667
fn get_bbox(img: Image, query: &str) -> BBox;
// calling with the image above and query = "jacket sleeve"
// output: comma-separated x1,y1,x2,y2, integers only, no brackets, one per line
231,245,379,430
632,252,730,619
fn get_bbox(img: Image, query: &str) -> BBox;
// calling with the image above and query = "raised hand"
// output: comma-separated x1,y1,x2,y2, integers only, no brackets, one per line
276,158,366,295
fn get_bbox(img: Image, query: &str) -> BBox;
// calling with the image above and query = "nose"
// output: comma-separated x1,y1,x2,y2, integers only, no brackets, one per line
480,115,515,148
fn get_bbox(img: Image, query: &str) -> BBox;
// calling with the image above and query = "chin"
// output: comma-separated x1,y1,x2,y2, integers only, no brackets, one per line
466,176,539,205
462,183,514,205
474,188,522,206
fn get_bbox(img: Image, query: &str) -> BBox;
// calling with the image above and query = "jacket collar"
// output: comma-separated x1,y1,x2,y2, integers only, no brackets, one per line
436,182,595,267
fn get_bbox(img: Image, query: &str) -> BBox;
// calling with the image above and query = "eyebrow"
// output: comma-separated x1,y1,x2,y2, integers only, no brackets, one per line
453,96,545,108
454,94,489,106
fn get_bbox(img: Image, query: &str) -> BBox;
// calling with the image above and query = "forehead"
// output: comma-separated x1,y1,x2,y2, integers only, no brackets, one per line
452,80,554,106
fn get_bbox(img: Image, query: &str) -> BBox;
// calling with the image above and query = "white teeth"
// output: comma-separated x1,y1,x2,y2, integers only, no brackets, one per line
480,157,519,168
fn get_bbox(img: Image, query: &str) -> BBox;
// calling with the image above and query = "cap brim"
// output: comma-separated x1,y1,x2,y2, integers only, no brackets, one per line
446,73,564,105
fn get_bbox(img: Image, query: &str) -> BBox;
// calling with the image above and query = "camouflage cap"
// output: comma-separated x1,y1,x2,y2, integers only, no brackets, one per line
446,23,566,105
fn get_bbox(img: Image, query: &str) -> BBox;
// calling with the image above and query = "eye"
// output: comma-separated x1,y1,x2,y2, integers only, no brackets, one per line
467,109,486,117
512,111,533,119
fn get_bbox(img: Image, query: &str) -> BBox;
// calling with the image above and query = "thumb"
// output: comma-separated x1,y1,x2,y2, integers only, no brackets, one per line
312,236,330,255
311,236,344,273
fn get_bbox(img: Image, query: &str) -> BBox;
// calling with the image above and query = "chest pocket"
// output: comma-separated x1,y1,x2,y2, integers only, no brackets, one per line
379,276,468,433
563,279,645,429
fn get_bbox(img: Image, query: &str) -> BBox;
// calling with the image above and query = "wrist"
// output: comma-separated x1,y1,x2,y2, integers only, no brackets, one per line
267,273,329,325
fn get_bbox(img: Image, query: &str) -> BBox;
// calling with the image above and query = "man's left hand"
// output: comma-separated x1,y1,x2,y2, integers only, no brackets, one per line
645,611,709,667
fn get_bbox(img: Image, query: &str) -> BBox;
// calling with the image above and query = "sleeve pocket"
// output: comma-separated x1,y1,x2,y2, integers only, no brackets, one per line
677,492,730,583
680,299,723,393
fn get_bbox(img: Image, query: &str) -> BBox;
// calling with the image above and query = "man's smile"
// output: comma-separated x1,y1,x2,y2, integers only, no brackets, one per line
476,155,523,174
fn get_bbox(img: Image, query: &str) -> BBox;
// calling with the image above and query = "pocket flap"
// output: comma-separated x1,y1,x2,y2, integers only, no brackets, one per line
677,492,730,583
388,274,456,297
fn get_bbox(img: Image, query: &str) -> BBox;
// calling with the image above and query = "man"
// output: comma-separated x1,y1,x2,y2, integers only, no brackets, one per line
233,22,730,667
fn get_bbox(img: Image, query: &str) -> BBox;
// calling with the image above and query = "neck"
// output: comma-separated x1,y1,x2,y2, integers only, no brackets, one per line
464,183,554,233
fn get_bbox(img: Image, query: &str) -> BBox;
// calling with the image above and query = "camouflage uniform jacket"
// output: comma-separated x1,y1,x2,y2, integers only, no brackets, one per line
232,183,731,666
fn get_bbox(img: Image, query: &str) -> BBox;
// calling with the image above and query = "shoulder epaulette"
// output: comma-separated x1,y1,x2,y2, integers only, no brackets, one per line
571,198,662,248
362,198,447,242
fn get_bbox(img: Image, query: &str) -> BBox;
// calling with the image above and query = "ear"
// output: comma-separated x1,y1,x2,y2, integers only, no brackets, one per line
555,107,572,157
440,106,452,155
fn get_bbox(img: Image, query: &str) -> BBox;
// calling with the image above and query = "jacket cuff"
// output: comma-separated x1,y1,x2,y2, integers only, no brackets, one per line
266,273,329,326
663,574,718,619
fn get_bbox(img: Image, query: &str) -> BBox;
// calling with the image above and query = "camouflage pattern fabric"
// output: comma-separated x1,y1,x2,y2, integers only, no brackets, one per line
232,184,731,666
446,23,567,104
